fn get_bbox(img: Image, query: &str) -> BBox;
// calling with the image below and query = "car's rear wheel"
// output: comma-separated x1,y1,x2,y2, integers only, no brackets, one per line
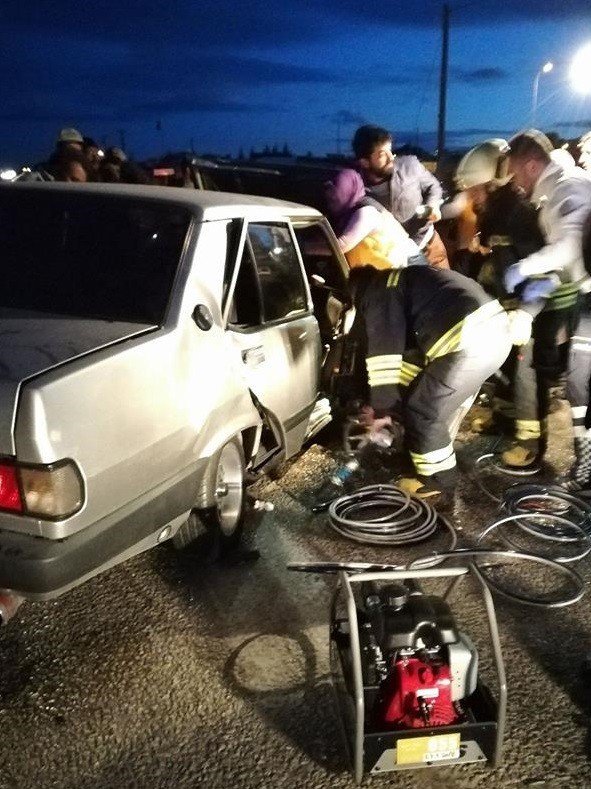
173,437,246,561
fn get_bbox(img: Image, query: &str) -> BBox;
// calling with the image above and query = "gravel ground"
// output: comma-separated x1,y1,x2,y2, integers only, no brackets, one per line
0,399,590,789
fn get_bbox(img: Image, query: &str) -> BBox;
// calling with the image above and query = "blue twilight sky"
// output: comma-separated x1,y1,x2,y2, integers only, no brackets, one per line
2,0,591,165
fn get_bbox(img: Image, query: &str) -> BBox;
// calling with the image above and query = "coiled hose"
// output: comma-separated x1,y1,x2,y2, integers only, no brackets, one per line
327,483,457,550
324,482,588,607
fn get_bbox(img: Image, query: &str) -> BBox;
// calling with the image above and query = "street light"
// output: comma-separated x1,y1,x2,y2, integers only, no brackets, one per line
531,61,554,126
570,43,591,95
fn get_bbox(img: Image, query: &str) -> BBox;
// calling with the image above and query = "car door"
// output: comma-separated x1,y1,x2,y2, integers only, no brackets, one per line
224,219,321,458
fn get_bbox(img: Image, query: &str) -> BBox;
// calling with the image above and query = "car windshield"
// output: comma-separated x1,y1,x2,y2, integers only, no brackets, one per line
0,189,192,323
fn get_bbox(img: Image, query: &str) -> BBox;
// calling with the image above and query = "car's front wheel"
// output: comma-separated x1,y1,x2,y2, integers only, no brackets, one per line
173,437,245,561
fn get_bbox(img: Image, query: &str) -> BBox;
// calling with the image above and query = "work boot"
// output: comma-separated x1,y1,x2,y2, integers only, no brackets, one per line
500,440,541,470
560,435,591,491
395,477,455,510
470,413,496,435
396,476,440,498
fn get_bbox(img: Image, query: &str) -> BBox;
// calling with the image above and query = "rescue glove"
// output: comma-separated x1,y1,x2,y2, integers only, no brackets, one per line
507,309,533,346
503,262,527,294
520,275,560,304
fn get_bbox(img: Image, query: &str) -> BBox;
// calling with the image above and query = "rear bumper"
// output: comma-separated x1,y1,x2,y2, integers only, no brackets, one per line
0,463,204,600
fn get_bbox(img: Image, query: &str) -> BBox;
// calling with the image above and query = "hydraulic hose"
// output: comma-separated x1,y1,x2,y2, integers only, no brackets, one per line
327,483,457,551
470,452,539,505
409,548,585,608
321,483,588,607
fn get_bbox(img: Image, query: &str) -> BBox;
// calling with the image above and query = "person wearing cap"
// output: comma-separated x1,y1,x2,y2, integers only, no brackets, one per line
501,129,591,468
15,127,85,182
56,127,84,153
352,125,449,269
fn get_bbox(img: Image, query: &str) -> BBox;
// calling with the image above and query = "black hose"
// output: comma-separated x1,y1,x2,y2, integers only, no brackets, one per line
409,548,585,608
327,483,457,550
322,481,588,607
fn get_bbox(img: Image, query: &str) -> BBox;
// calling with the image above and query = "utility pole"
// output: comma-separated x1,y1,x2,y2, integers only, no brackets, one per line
437,3,450,159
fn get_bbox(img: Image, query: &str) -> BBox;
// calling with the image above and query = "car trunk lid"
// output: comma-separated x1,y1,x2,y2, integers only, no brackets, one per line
0,312,155,455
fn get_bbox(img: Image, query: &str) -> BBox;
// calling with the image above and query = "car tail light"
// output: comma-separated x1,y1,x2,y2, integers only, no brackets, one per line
0,459,83,519
0,465,23,513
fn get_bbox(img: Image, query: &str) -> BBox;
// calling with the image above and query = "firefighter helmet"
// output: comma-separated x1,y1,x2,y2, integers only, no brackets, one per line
455,139,510,190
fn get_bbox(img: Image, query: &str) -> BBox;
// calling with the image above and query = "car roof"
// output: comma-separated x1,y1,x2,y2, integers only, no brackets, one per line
2,181,323,222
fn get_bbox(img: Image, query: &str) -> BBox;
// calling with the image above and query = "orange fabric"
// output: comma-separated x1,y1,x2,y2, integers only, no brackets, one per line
456,199,478,251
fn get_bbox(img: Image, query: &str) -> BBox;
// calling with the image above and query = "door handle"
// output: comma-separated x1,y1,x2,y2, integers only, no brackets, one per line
242,346,265,365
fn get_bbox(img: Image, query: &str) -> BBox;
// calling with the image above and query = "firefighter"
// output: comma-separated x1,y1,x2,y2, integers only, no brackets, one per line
455,138,554,470
502,130,591,466
349,265,514,502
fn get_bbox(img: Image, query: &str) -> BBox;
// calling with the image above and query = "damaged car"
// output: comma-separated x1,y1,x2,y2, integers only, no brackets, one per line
0,182,352,615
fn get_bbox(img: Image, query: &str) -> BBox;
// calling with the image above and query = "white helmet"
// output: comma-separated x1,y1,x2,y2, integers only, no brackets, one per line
455,138,510,190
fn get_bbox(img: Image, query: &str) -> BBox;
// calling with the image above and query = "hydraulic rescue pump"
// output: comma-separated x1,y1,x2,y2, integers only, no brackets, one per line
325,566,504,782
358,582,478,730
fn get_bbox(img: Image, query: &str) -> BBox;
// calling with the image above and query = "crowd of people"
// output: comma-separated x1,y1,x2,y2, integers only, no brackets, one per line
17,127,149,184
323,124,591,507
11,121,591,509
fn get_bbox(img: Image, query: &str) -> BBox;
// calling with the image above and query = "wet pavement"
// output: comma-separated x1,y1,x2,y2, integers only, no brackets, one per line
1,400,591,789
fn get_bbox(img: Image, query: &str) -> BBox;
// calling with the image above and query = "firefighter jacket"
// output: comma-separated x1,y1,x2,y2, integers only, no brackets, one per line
358,266,502,412
477,182,544,299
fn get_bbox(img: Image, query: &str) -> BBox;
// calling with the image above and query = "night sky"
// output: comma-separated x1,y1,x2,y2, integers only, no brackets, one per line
3,0,591,166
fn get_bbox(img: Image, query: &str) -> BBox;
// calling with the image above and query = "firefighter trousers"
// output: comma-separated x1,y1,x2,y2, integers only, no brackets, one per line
403,313,511,489
566,295,591,482
493,303,579,449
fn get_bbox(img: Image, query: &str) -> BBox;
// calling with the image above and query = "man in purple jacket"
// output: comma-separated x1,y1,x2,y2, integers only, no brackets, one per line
353,125,449,268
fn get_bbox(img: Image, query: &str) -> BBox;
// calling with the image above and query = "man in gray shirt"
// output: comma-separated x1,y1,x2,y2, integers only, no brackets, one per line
353,124,448,268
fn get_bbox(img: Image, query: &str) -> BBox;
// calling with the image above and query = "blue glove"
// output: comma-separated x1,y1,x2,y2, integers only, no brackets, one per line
503,263,526,294
520,277,557,304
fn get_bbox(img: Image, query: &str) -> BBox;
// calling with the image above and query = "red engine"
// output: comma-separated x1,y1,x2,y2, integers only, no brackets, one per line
379,655,459,728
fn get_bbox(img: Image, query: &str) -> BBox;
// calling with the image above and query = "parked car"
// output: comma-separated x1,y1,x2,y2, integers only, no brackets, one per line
0,182,352,612
148,154,345,214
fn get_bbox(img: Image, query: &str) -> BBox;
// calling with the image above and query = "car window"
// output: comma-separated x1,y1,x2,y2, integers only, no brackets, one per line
293,221,348,293
227,243,263,328
247,223,308,322
0,189,191,324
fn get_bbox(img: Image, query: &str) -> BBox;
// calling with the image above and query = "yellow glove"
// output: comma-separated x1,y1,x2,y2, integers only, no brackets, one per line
507,309,533,346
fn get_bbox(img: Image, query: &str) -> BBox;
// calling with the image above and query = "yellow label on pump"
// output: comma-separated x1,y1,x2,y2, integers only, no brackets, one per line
396,733,461,765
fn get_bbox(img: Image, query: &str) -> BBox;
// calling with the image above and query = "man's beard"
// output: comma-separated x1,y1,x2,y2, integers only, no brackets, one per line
369,162,394,182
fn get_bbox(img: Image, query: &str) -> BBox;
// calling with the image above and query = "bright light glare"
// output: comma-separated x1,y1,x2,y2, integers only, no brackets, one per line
542,61,554,74
0,169,17,181
570,43,591,94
